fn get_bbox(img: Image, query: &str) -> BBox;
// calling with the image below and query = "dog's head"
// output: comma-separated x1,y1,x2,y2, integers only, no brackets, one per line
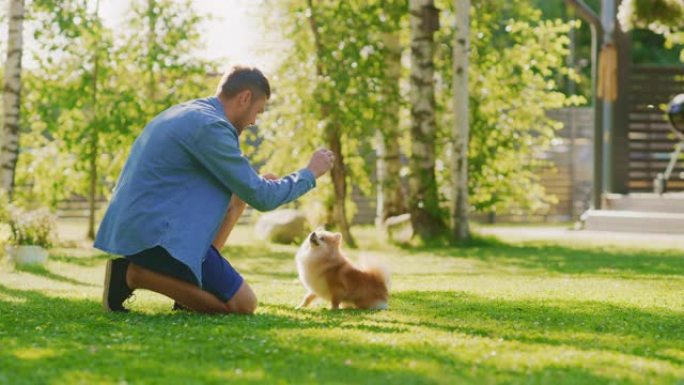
306,229,342,254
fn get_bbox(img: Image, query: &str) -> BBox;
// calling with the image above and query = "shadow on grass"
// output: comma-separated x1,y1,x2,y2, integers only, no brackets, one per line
0,285,438,385
400,235,684,277
14,264,97,287
49,253,110,267
0,285,641,385
391,291,684,367
222,245,298,279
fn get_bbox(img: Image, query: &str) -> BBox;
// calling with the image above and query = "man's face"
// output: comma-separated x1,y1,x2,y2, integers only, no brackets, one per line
234,91,267,134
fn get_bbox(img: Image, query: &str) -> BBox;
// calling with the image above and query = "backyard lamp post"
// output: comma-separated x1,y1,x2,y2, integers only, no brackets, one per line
653,94,684,194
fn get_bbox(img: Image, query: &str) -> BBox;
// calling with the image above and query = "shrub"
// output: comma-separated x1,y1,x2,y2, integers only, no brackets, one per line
8,206,57,248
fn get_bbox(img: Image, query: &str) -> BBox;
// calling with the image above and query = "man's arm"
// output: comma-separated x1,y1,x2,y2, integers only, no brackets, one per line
190,122,334,212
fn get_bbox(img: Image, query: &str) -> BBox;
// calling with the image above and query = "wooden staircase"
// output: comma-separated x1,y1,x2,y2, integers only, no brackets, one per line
582,193,684,234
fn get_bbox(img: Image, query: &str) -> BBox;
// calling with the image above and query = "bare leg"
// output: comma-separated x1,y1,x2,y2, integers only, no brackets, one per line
331,297,340,310
296,292,316,309
126,263,257,314
128,195,256,314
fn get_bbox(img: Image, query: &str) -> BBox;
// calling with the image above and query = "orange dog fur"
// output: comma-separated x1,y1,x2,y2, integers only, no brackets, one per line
295,229,389,310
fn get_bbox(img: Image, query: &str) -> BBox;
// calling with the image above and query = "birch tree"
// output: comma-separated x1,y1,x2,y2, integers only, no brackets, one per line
450,0,470,241
408,0,447,238
86,0,103,240
375,32,406,229
1,0,25,196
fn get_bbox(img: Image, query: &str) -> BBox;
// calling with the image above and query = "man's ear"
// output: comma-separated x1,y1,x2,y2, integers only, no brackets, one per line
333,233,342,243
240,89,253,107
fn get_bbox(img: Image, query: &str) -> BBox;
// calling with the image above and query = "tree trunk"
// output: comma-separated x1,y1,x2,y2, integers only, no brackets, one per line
408,0,447,238
451,0,470,241
87,0,101,240
375,32,406,230
328,126,356,247
1,0,25,197
307,0,356,247
87,128,98,240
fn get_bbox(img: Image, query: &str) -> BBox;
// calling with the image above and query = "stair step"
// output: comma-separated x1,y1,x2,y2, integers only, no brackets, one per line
583,209,684,234
605,193,684,213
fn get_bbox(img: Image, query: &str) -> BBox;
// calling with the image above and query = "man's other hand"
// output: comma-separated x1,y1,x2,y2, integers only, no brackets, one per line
306,149,335,178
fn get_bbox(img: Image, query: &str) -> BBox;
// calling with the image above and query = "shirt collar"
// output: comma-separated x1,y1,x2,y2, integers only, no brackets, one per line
208,95,240,136
208,96,227,119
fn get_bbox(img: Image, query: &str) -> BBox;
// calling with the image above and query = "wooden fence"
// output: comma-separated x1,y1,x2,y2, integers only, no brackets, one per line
626,65,684,192
56,107,595,225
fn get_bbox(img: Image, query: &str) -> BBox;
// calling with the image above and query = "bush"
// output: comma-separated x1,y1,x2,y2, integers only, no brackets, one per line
8,206,57,248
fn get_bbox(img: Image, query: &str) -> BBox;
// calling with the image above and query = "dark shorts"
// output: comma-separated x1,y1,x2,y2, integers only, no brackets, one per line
125,245,244,302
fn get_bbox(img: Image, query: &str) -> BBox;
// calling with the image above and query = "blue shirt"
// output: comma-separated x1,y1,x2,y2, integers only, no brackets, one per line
94,96,316,284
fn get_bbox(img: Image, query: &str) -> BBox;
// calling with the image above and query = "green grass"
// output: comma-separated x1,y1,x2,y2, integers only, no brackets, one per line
0,225,683,385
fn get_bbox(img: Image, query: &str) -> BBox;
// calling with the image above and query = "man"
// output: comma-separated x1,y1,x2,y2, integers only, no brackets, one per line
95,66,334,314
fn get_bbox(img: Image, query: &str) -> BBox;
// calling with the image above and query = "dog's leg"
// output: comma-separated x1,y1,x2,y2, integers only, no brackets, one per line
296,292,316,309
330,298,340,310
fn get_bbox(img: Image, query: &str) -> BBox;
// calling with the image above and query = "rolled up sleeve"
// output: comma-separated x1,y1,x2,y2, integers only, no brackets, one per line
189,121,316,211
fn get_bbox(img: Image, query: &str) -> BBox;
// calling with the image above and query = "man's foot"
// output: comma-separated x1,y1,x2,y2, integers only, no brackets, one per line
103,258,134,312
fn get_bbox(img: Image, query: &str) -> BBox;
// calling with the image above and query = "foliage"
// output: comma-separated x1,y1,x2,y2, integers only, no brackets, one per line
25,0,143,204
0,225,682,384
259,0,584,222
434,0,585,214
7,206,57,247
17,0,214,214
618,0,684,61
123,0,216,117
252,0,406,225
618,0,684,32
13,128,82,210
533,0,684,98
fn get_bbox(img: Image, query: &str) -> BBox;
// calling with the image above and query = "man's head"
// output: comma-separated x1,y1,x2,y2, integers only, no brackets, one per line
216,65,271,134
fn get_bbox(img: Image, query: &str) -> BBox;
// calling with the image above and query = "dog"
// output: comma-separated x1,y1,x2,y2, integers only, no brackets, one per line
295,229,389,310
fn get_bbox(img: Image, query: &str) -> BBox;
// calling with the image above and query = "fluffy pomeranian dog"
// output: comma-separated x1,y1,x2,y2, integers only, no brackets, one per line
295,229,390,310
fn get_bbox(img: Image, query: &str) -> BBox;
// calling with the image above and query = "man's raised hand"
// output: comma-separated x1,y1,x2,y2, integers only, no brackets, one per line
306,149,335,178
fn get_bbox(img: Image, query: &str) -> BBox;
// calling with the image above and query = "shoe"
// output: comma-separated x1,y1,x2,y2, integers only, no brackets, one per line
103,258,134,312
172,302,189,311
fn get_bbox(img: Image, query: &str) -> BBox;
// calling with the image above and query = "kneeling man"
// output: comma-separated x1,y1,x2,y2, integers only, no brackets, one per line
95,66,334,314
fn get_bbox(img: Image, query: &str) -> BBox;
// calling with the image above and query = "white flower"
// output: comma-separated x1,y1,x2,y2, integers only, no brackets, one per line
8,205,57,248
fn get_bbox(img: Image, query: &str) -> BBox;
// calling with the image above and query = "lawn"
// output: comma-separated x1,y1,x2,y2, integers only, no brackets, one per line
0,225,683,385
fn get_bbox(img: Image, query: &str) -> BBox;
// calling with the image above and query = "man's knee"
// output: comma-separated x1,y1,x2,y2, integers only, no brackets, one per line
225,282,257,314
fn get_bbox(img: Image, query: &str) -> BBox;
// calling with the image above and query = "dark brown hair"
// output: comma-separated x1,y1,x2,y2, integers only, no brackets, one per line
217,65,271,100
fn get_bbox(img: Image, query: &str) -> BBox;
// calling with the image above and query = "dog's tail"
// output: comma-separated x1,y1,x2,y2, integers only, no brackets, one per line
359,255,391,289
